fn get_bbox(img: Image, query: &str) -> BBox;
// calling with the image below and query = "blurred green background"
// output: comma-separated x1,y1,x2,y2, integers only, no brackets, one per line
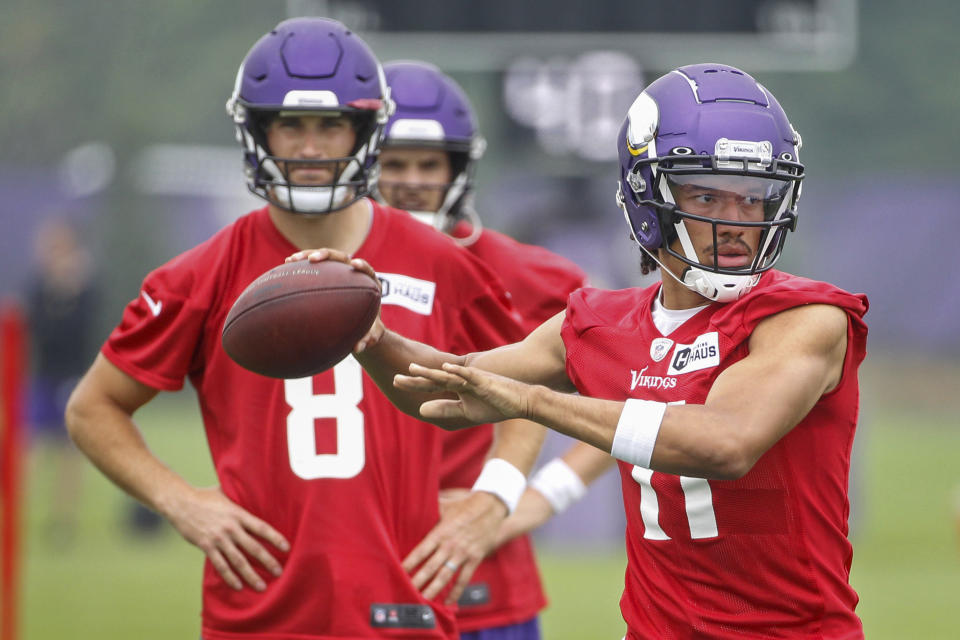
3,1,960,638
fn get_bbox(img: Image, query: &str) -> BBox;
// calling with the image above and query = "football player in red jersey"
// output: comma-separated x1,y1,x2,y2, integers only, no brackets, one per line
374,61,589,640
293,63,869,638
64,18,541,640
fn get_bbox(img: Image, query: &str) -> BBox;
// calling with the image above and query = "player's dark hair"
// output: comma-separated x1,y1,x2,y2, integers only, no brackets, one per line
629,233,659,275
640,249,659,275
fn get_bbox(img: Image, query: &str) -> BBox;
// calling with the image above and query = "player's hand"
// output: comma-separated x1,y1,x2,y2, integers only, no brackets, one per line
403,490,509,604
495,487,555,547
284,247,385,352
164,486,289,592
394,362,532,430
285,247,374,277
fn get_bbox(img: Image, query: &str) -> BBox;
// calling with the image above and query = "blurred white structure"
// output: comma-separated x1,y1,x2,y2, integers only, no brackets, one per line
132,144,261,227
58,142,116,198
503,52,643,161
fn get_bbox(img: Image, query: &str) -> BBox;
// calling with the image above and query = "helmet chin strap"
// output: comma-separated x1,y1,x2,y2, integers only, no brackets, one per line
272,184,352,213
672,219,759,302
406,203,483,247
646,176,759,303
637,239,757,304
408,210,441,229
451,205,483,247
680,266,759,303
398,171,483,246
262,156,360,214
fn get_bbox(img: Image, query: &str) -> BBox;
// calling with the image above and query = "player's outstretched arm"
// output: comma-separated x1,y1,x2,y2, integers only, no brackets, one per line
386,317,566,603
65,355,290,591
401,303,850,480
392,312,575,429
648,303,849,478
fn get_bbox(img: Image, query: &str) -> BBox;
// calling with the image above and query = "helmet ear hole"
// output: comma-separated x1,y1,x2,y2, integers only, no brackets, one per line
248,111,276,152
448,152,470,182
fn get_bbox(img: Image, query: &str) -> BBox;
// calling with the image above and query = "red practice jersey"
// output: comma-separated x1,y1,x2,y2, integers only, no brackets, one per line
561,270,868,640
443,223,588,631
103,202,525,640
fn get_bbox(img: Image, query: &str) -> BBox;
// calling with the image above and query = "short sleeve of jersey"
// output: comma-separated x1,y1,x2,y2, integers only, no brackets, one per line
561,287,611,338
561,286,650,393
462,225,589,332
102,238,228,391
712,272,869,350
452,288,527,353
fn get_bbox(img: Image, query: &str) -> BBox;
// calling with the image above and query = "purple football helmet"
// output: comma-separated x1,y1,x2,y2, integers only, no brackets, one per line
225,17,394,214
616,63,804,301
377,61,487,239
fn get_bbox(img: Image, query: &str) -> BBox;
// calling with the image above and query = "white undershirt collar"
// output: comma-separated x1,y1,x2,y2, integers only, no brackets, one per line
650,288,709,336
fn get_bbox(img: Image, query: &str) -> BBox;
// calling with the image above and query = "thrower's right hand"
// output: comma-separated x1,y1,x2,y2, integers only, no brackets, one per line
284,247,385,353
165,486,290,592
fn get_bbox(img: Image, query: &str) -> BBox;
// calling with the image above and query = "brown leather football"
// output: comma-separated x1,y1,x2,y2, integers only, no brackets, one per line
222,260,380,378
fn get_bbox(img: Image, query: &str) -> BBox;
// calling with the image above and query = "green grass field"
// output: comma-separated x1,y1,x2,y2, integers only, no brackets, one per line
16,365,960,639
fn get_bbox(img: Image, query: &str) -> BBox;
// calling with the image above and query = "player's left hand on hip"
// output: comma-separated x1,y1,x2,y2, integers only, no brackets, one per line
402,490,509,604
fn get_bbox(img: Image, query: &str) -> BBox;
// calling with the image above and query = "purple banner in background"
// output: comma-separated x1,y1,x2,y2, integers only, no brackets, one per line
797,176,960,355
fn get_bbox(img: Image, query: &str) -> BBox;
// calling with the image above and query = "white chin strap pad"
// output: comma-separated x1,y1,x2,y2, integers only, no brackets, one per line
273,184,350,213
682,268,759,302
669,202,759,303
407,210,445,230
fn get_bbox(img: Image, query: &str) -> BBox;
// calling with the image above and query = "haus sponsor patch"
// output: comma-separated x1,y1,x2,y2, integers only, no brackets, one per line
377,273,436,315
667,331,720,375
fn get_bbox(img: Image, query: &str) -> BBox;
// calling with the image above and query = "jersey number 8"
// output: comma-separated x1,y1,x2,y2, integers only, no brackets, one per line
284,357,365,480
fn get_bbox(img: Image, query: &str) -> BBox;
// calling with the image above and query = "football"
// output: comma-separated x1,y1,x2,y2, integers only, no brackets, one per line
222,260,381,378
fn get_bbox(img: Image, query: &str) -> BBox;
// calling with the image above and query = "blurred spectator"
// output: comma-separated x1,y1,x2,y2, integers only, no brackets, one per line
24,218,99,547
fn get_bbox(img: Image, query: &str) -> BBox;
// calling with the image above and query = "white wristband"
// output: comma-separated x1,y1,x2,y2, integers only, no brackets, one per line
530,458,588,514
471,458,527,515
610,399,667,468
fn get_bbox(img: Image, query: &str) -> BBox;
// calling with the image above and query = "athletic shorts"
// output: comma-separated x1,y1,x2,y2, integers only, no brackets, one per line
460,617,540,640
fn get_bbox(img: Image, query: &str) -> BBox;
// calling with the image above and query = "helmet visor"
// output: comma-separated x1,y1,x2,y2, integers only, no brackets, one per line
662,173,796,274
666,174,792,224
